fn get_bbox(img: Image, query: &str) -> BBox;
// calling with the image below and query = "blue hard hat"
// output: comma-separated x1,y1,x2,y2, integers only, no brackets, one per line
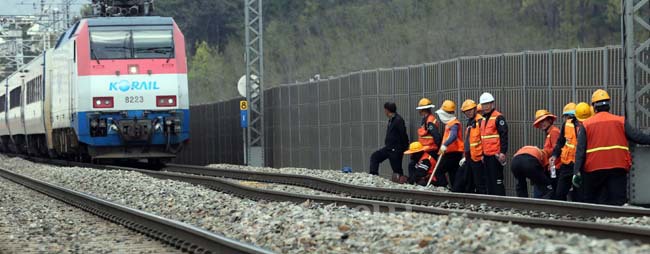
341,167,353,173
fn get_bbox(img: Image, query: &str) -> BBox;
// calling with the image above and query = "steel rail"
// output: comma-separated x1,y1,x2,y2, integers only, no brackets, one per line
0,167,273,254
162,163,650,219
24,159,650,243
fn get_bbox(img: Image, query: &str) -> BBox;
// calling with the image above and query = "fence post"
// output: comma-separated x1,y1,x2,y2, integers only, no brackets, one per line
360,72,365,171
457,58,462,109
603,46,609,90
523,51,528,146
548,49,553,112
572,48,577,102
317,81,322,169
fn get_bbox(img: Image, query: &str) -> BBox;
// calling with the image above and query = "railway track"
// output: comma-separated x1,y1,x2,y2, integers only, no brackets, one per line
20,158,650,243
0,166,272,254
162,163,650,219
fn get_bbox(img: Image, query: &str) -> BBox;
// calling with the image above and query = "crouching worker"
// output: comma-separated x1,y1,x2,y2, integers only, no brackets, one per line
511,146,554,199
405,141,437,186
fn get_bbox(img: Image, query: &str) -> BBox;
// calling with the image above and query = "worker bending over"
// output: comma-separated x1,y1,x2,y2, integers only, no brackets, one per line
511,146,554,198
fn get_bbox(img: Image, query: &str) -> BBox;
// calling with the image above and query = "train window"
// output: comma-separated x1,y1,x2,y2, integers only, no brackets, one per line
26,75,42,104
90,30,132,59
9,87,21,109
133,30,174,59
0,95,5,113
90,29,174,60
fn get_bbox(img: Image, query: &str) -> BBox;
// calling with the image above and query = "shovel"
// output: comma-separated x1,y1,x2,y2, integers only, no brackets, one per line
426,152,444,187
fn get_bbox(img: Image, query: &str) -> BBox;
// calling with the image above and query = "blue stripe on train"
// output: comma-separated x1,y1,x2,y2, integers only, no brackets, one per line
74,109,190,146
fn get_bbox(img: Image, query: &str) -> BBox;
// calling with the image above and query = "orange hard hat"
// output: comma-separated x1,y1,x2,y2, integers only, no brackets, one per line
575,102,592,121
533,109,557,128
441,100,456,112
591,89,611,106
461,99,477,112
404,141,430,154
416,98,435,110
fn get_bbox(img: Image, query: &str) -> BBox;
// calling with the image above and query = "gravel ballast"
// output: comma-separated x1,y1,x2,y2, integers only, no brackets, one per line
3,157,650,253
0,176,179,253
208,163,450,192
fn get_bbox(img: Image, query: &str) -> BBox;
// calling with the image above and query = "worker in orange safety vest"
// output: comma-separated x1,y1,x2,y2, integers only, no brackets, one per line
511,146,554,199
479,92,508,196
435,100,465,190
457,99,486,194
532,109,560,198
573,89,650,206
404,141,437,186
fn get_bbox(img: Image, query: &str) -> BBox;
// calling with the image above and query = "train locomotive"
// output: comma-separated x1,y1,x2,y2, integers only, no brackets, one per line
0,16,190,164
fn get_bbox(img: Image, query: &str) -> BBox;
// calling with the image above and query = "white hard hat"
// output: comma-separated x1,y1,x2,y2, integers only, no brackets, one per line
479,92,495,104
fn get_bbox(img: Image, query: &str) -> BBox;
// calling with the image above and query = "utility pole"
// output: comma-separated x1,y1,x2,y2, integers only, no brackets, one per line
244,0,264,167
622,0,650,206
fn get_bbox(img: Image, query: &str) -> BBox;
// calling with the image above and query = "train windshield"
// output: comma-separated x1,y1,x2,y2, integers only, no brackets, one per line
90,29,174,60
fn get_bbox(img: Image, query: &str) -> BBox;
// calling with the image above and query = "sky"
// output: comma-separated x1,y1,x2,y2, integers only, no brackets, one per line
2,0,86,16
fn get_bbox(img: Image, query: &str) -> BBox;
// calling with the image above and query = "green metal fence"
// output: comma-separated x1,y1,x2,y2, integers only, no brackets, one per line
175,46,630,195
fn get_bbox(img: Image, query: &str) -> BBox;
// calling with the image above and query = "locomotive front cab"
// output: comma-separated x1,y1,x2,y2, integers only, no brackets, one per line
75,17,189,160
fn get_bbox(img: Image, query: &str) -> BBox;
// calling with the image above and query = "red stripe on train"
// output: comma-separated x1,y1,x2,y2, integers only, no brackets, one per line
76,21,187,76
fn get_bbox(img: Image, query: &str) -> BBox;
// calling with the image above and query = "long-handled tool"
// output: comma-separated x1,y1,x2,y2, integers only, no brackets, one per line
425,153,444,187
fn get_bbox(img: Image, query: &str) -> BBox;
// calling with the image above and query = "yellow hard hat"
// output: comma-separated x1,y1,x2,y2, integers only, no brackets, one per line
461,99,477,112
441,100,456,112
404,141,429,154
591,89,611,105
533,109,557,128
562,102,576,116
575,102,592,121
416,98,435,110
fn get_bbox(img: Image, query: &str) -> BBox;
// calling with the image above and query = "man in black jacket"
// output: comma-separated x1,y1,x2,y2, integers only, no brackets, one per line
369,102,409,183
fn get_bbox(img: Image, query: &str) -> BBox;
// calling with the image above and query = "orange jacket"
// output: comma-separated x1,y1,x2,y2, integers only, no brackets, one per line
418,114,440,151
514,146,548,168
544,125,561,169
443,119,464,153
583,112,631,172
480,110,503,156
416,152,437,175
466,115,483,162
560,119,578,165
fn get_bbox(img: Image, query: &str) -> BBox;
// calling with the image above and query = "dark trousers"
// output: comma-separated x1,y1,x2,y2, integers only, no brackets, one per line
452,161,474,193
553,163,574,201
468,160,487,194
510,155,552,198
433,152,463,188
408,160,429,185
369,147,404,175
483,155,506,196
582,168,628,206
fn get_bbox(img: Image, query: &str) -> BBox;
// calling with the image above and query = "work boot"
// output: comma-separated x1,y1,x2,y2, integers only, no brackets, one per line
416,177,428,186
540,185,554,199
398,175,408,184
391,173,400,183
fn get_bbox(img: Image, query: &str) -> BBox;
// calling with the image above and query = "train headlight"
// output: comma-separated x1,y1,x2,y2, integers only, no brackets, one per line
91,119,99,128
93,97,114,108
128,65,139,74
156,95,177,107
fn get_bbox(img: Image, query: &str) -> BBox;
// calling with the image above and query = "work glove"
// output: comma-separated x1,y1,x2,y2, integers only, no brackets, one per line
549,156,557,167
438,145,447,155
458,157,466,167
497,153,507,166
572,173,582,188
